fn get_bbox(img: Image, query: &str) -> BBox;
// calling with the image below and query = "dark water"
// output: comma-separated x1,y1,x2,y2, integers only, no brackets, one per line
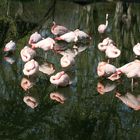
0,0,140,140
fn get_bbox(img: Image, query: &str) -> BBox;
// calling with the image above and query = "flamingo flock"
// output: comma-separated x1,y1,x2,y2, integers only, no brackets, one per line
3,21,91,108
97,14,140,110
3,17,140,110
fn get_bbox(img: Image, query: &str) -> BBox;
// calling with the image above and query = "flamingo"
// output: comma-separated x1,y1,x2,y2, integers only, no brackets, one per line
98,37,114,52
97,61,117,77
133,43,140,57
109,59,140,80
105,44,121,59
3,40,16,52
55,31,78,43
60,54,75,68
108,59,140,91
51,21,69,36
23,59,39,76
28,32,42,45
50,71,71,87
32,37,55,51
20,46,36,62
98,13,109,34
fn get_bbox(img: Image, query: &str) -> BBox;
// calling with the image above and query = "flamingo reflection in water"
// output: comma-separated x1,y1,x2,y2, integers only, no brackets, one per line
97,81,116,95
3,56,15,64
39,61,55,75
21,77,35,91
57,45,88,68
23,96,38,109
50,92,66,104
116,92,140,111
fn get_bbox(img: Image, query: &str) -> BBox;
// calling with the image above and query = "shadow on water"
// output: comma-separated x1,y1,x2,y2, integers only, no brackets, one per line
0,0,140,140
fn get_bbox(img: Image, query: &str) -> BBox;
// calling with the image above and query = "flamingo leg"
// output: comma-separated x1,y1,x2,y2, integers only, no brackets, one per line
131,78,134,92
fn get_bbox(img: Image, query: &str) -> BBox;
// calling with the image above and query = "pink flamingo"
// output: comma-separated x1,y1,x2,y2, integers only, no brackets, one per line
133,43,140,57
60,54,75,68
109,59,140,80
23,96,38,109
50,92,66,104
105,44,121,59
108,59,140,91
20,46,36,62
98,37,114,52
32,37,55,51
51,21,69,36
116,92,140,110
3,40,16,52
50,71,71,87
23,59,39,76
97,61,117,77
28,32,42,45
55,31,78,43
98,13,108,34
20,77,34,91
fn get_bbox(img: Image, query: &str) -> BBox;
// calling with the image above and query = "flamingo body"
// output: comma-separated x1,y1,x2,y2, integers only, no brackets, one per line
50,71,70,87
23,59,39,76
4,40,16,52
32,37,55,51
20,46,36,62
28,32,42,45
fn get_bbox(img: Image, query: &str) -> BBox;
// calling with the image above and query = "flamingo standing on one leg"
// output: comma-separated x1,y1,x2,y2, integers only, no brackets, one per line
98,13,109,34
133,43,140,57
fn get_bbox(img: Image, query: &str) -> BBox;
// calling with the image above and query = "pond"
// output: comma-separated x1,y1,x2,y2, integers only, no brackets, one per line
0,0,140,140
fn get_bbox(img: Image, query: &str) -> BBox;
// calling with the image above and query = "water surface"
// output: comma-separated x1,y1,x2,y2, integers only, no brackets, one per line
0,1,140,140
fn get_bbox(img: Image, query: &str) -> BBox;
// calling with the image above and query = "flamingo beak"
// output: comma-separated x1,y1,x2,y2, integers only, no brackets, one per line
3,48,7,52
31,44,35,49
